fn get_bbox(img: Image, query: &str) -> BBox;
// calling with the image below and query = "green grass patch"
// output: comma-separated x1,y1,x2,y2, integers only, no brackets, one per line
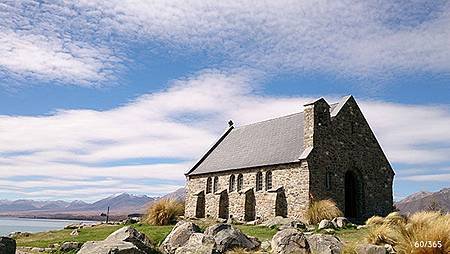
131,224,174,246
335,227,369,245
235,225,278,242
16,225,122,248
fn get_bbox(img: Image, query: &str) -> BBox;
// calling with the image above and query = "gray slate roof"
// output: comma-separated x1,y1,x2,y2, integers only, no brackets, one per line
186,97,348,176
188,112,305,175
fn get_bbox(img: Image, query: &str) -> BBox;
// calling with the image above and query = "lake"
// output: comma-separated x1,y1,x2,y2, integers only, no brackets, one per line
0,217,91,236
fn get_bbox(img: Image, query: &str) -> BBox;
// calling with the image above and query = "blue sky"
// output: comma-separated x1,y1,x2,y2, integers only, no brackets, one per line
0,0,449,202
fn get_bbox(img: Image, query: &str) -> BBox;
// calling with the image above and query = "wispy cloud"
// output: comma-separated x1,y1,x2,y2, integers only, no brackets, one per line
1,1,450,85
0,69,449,200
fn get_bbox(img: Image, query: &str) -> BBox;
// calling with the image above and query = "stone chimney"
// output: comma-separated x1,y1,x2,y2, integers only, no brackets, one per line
303,98,330,150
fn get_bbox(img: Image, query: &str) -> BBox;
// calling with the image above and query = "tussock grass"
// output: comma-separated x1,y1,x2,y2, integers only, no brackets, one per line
365,212,450,254
365,215,384,226
145,199,184,226
306,199,343,225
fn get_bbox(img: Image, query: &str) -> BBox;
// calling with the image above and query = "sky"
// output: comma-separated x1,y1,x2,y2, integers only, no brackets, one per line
0,0,449,202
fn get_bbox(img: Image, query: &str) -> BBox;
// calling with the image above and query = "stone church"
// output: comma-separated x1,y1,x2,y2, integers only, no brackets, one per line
184,96,394,222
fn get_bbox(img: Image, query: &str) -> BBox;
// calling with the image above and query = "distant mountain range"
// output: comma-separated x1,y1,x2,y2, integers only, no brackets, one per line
395,188,450,214
0,188,186,220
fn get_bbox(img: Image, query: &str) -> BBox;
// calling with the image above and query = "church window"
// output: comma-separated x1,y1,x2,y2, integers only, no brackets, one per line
229,175,236,192
256,172,263,191
325,172,332,190
213,176,219,193
265,171,273,190
237,174,243,191
206,177,212,193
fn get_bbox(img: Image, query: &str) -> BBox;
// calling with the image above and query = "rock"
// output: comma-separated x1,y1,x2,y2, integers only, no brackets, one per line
60,242,83,252
8,232,30,238
318,219,333,230
77,226,156,254
217,218,227,223
324,229,335,234
260,240,271,251
261,216,294,228
174,233,215,254
70,229,80,236
160,221,201,254
384,244,395,254
357,225,368,230
271,228,310,254
355,244,387,254
291,220,307,230
204,223,260,253
65,223,82,229
0,237,16,254
306,225,316,232
306,234,343,254
31,247,45,252
331,217,349,229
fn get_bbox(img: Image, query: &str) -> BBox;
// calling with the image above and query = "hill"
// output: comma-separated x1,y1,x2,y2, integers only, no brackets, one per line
395,187,450,214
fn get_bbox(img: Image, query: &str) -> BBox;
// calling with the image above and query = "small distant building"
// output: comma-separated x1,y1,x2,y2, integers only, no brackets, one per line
184,96,394,222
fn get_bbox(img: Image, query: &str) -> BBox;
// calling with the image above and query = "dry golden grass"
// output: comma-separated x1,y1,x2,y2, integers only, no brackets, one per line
306,199,343,225
365,215,384,226
145,199,184,226
341,243,357,254
365,212,450,254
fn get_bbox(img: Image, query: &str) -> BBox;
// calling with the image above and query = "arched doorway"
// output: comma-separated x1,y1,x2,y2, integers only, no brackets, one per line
195,191,205,218
275,191,288,217
344,171,359,218
244,190,256,221
218,191,229,219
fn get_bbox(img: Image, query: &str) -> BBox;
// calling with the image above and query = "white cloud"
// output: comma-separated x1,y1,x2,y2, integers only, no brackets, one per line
0,70,449,200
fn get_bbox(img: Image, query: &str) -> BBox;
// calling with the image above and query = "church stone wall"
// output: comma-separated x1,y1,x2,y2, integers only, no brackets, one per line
185,162,310,221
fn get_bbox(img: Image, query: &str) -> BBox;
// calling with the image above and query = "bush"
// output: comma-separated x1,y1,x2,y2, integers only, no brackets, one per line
145,199,184,226
365,212,450,254
365,215,384,226
306,199,343,225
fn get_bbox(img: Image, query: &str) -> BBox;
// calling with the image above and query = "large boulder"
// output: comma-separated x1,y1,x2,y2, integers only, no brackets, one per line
271,228,310,254
160,221,201,254
261,216,295,228
60,242,83,252
355,244,387,254
0,237,16,254
204,223,260,253
174,233,216,254
77,226,157,254
306,234,343,254
331,217,349,229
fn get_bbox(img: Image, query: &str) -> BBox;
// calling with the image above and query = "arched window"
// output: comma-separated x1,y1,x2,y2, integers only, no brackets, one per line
265,171,272,190
213,176,219,193
256,172,263,191
237,174,243,191
229,175,236,192
206,177,212,193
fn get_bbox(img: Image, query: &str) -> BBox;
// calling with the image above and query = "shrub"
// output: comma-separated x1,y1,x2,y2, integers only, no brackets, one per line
365,216,384,226
145,199,184,226
365,212,450,254
306,199,343,225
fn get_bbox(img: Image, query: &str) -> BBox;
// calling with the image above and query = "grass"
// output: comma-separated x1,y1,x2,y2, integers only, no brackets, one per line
15,224,122,248
145,199,184,226
306,199,343,224
131,224,174,246
236,225,278,242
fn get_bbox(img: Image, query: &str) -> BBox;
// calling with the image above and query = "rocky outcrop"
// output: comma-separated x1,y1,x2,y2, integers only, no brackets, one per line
271,228,310,254
160,221,201,254
355,244,387,254
60,242,83,252
0,237,16,254
331,217,349,229
204,223,260,253
174,233,216,254
77,226,156,254
306,234,343,254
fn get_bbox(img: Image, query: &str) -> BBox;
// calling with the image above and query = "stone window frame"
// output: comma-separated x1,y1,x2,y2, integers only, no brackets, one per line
206,177,212,193
213,176,219,193
229,174,236,192
237,174,243,191
325,171,332,190
265,171,273,190
256,171,263,191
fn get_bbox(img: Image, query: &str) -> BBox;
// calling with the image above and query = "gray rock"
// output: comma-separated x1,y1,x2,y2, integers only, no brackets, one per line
331,217,349,229
204,223,260,253
77,226,156,254
60,242,83,252
261,216,294,228
357,225,368,230
355,244,387,254
306,234,343,254
318,219,333,230
291,220,307,230
260,240,271,251
31,247,45,252
70,229,80,236
160,221,200,254
174,233,216,254
271,228,310,254
0,237,16,254
324,228,335,234
384,244,395,254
